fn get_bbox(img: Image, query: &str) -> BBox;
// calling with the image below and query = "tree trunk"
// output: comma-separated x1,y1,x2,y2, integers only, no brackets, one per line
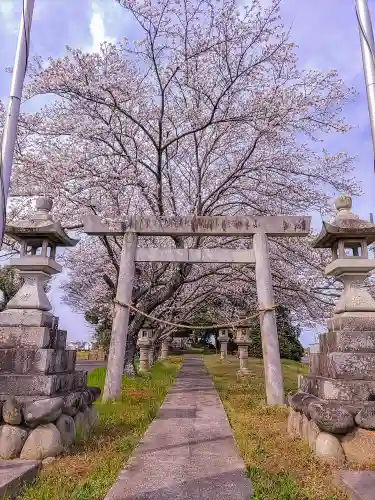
123,334,137,377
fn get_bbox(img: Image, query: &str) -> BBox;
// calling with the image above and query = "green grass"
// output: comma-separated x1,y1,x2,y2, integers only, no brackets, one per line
19,357,183,500
76,351,89,360
203,355,348,500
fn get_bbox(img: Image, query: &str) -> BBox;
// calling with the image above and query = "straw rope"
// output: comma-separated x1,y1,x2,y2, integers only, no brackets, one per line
114,299,276,330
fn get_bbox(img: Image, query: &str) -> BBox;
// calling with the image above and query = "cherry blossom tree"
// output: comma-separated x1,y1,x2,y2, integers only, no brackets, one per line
5,0,360,369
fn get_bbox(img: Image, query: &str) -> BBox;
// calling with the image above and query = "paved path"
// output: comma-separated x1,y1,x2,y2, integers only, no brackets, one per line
105,357,253,500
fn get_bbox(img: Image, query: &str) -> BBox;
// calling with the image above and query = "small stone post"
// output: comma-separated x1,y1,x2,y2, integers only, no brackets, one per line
253,232,285,405
235,317,251,377
103,231,137,402
137,325,153,373
160,337,172,360
218,330,229,360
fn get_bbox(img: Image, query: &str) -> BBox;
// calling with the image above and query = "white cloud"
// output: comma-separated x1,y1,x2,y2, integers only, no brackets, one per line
89,1,116,53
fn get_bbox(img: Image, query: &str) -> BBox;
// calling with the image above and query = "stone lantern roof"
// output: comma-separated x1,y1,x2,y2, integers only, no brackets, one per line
314,195,375,248
5,196,78,248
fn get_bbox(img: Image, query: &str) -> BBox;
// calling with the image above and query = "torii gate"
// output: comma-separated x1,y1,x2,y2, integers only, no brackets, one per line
84,214,311,405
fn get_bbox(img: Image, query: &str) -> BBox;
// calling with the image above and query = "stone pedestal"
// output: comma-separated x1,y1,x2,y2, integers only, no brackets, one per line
0,197,101,461
218,331,229,360
237,345,250,376
138,346,151,372
160,337,171,360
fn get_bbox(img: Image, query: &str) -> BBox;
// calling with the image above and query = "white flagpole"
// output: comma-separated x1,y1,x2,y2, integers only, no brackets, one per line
0,0,35,245
355,0,375,169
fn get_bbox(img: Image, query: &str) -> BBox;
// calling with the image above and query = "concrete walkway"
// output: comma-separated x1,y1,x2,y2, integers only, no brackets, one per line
105,357,253,500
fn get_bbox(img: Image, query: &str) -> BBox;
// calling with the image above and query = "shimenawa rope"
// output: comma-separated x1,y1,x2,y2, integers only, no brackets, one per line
114,299,276,330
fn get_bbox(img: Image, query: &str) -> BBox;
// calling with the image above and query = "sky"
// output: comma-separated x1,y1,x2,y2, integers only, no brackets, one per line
0,0,374,345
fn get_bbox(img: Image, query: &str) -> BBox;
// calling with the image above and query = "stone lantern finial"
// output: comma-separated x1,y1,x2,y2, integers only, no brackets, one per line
33,196,53,221
334,195,352,212
333,195,359,223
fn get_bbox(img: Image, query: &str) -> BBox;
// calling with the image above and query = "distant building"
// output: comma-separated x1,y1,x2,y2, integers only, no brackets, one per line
67,341,93,351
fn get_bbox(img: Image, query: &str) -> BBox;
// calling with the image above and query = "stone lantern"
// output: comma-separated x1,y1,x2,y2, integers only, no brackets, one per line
160,336,172,360
301,195,375,400
218,329,230,360
288,196,375,467
0,197,101,461
137,323,154,372
235,315,252,377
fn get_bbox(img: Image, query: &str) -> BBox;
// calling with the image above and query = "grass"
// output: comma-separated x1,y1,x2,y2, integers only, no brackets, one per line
203,355,348,500
76,351,89,360
19,356,183,500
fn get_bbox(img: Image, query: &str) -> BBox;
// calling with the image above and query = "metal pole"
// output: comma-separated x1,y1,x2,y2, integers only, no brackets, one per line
0,0,35,245
355,0,375,167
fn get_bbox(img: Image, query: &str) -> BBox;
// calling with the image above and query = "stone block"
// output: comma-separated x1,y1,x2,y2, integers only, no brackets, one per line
320,330,375,354
0,326,67,350
50,329,67,350
336,470,375,500
20,423,63,460
287,407,302,437
23,397,64,427
327,314,375,333
0,392,85,406
300,375,375,402
0,310,53,328
74,411,90,440
309,401,354,434
3,397,22,425
0,371,87,396
0,348,76,374
341,427,375,466
315,432,345,465
326,352,375,380
307,420,320,452
55,414,76,447
0,326,51,348
0,425,28,459
0,459,41,499
309,353,327,376
301,414,309,440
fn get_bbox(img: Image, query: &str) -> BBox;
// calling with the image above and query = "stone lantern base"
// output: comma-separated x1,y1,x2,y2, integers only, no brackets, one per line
0,312,101,461
287,313,375,466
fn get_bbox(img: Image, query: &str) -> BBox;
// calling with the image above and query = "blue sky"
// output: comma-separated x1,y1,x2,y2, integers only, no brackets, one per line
0,0,374,345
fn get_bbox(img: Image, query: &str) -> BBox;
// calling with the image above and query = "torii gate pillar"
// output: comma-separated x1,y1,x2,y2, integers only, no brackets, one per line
254,233,284,405
102,231,137,402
